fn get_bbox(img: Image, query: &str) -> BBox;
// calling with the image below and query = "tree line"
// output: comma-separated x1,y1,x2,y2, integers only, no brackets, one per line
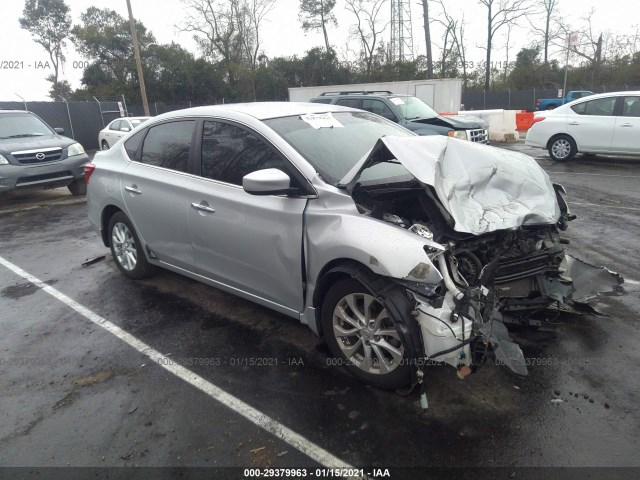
19,0,640,104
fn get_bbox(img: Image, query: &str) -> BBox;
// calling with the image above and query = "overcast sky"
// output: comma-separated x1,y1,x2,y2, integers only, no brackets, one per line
1,0,637,101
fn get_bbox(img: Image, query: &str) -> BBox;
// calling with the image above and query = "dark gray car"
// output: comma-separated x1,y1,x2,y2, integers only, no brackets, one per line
310,91,489,143
0,110,89,196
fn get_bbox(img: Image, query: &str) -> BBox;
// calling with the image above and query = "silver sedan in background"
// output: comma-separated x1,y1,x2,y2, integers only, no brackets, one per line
85,102,614,403
98,116,151,150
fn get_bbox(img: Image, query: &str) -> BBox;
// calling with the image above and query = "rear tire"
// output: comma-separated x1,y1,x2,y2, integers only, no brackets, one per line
108,211,155,279
68,178,87,196
321,277,411,389
548,135,577,162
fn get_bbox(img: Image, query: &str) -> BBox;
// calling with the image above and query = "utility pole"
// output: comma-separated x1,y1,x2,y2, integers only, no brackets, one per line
562,32,576,99
126,0,150,116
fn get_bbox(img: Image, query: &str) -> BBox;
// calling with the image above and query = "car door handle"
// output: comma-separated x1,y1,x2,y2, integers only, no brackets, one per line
191,202,215,213
620,123,633,127
125,185,142,195
568,121,580,125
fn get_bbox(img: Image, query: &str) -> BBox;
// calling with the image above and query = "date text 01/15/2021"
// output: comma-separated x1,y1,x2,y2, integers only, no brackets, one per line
154,356,305,367
243,468,391,477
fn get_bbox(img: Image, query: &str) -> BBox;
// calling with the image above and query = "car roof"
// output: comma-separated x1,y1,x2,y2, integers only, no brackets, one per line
146,102,356,122
0,110,34,114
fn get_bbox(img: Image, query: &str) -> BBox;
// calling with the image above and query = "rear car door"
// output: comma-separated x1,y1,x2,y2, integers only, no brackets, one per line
120,120,196,270
611,95,640,154
567,96,617,152
188,119,311,313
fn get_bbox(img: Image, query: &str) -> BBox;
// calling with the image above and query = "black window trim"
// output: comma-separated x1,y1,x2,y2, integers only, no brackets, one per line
194,117,317,197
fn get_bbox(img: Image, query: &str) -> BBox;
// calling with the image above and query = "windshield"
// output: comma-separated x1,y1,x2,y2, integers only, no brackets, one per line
0,113,54,139
390,96,439,120
265,111,413,185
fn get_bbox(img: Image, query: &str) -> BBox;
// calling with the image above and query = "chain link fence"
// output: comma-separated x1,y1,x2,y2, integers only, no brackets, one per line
462,85,640,111
0,99,206,150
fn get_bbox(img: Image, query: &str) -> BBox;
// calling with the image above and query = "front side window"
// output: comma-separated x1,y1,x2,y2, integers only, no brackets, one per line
201,121,286,186
110,120,122,131
139,120,194,172
571,97,617,116
362,99,396,120
622,96,640,117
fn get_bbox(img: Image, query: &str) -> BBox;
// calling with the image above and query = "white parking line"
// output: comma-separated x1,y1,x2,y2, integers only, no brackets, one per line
0,255,353,469
568,202,640,212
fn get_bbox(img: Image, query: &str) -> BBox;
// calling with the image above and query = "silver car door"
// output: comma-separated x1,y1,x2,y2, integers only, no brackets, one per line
120,119,196,270
188,120,309,313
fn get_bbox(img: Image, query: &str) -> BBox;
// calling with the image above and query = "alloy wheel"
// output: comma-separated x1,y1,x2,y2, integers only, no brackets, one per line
332,293,404,375
111,222,137,271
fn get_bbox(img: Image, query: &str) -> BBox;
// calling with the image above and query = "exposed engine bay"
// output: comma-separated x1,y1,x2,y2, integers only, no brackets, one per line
339,136,622,397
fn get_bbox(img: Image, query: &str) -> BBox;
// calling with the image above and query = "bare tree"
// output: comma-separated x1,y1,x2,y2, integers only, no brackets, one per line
19,0,72,97
528,0,560,64
434,0,469,87
345,0,387,79
555,11,604,87
234,0,276,99
478,0,531,89
181,0,245,86
299,0,337,53
419,1,434,79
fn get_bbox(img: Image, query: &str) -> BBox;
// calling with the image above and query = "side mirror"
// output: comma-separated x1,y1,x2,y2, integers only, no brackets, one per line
243,168,291,196
120,126,131,132
54,127,65,135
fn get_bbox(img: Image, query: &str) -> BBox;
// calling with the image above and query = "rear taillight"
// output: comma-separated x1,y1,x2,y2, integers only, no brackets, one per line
83,163,96,184
536,99,541,105
531,116,545,125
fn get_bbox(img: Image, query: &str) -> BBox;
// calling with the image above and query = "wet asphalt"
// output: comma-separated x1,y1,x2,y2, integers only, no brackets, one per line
0,143,639,476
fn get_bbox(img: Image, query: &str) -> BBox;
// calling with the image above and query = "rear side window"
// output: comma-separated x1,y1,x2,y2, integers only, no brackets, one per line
201,121,286,186
311,98,333,104
124,130,145,160
571,97,616,116
622,96,640,117
139,121,194,172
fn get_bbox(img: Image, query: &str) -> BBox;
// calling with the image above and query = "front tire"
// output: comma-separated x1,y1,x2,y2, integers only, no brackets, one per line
108,212,155,279
548,135,577,162
68,178,87,196
101,140,109,150
321,278,411,389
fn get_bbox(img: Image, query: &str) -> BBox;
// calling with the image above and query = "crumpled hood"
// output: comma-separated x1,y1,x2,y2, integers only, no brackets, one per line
342,135,561,235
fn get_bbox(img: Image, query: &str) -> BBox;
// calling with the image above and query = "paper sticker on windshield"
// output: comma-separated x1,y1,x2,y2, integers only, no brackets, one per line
390,97,405,105
300,112,344,129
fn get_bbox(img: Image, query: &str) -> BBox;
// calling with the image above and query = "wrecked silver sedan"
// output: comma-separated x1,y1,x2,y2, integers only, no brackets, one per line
86,103,619,403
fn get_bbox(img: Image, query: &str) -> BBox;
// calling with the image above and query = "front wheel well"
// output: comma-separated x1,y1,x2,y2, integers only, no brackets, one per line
101,205,123,247
312,259,376,336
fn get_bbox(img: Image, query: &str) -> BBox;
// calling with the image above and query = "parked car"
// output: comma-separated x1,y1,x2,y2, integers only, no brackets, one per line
0,110,88,196
535,90,593,111
86,103,614,397
526,91,640,161
98,116,151,150
310,91,489,143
